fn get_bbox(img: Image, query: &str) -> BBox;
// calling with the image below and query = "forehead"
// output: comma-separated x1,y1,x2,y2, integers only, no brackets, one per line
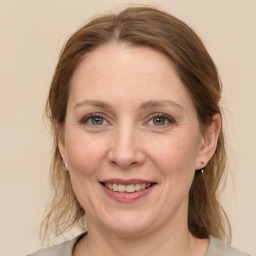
72,43,177,81
68,43,195,111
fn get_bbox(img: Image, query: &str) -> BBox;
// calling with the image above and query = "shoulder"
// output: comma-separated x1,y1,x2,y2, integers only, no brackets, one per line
27,233,86,256
207,236,251,256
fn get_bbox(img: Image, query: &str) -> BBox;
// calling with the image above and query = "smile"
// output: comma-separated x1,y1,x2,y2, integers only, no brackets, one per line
100,179,156,202
103,183,152,193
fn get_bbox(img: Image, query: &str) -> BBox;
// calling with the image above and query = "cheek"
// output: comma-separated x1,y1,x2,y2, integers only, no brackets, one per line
146,133,200,198
64,131,109,176
147,134,200,174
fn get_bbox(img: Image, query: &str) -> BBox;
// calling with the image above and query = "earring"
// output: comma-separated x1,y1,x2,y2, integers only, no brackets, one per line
63,161,68,171
198,161,205,174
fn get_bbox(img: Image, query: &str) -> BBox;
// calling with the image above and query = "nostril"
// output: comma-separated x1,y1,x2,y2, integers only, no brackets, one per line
109,159,139,169
130,161,138,166
110,160,117,166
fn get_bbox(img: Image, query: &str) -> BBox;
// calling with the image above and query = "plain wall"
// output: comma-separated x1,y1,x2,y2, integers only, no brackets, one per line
0,0,255,255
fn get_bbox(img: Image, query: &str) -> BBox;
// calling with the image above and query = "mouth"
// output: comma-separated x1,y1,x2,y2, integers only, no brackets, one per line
100,179,157,202
102,183,153,193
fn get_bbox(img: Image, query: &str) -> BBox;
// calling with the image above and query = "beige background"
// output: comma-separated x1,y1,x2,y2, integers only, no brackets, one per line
0,0,255,255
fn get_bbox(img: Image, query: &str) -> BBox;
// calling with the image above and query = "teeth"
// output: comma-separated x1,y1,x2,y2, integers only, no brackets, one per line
126,184,135,192
118,184,126,192
135,184,141,191
104,183,151,193
113,183,118,191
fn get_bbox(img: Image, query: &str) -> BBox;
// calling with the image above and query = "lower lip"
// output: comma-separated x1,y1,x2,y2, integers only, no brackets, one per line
101,184,155,203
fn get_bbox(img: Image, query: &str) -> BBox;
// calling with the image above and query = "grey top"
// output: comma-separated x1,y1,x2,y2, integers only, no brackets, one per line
27,233,250,256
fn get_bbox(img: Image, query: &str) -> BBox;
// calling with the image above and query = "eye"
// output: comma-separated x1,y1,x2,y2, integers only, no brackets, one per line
90,116,105,125
152,116,167,126
148,114,175,127
81,114,108,126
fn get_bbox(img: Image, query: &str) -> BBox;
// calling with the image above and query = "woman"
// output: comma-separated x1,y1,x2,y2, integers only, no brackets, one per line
28,6,249,256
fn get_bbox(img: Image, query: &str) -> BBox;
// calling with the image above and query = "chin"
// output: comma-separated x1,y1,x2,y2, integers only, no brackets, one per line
107,223,153,236
97,210,157,236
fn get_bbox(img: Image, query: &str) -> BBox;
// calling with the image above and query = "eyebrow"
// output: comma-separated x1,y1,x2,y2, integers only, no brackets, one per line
73,99,183,111
140,100,184,111
74,100,112,110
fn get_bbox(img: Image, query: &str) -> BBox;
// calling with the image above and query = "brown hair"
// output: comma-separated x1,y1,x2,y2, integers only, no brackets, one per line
42,6,230,241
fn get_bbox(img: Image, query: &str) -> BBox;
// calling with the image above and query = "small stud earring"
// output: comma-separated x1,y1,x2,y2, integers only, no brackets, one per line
199,161,205,174
63,161,68,171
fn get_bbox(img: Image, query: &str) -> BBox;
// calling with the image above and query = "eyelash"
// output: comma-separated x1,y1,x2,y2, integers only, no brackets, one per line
80,113,175,127
146,113,176,127
80,113,109,125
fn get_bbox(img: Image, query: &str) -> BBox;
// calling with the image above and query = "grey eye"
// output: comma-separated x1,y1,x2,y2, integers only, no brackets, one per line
152,117,166,126
90,116,104,125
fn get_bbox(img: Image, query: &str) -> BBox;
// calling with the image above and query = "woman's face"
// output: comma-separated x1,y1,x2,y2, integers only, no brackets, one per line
59,43,210,236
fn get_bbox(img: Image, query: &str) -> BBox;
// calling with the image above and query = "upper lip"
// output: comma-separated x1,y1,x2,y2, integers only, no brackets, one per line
100,179,156,185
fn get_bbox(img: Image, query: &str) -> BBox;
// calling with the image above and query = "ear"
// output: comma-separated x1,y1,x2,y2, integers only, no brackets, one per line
54,122,67,164
195,113,221,170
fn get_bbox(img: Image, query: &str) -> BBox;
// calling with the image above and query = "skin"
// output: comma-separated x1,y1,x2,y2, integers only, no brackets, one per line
58,43,221,256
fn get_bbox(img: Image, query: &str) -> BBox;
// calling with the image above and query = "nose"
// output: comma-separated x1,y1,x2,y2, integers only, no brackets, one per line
107,123,146,169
